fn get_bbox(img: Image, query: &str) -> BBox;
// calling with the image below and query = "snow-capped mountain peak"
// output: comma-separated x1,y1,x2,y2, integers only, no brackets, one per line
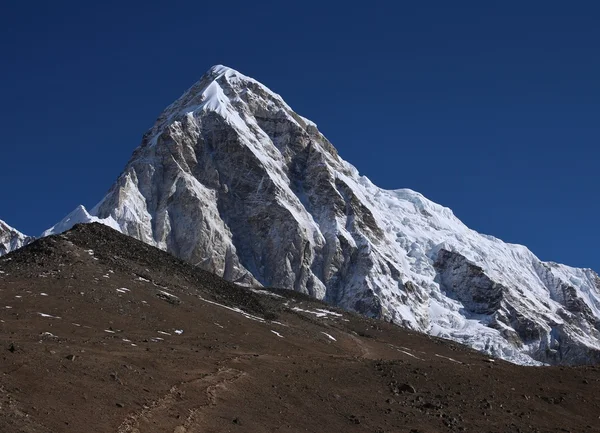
44,65,600,365
0,219,33,256
42,205,120,237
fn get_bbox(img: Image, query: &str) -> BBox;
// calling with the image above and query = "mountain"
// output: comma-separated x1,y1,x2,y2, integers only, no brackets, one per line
41,204,120,237
0,219,33,256
47,65,600,365
2,223,600,432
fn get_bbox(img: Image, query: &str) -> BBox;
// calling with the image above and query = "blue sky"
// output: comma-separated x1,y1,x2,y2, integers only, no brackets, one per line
1,1,599,270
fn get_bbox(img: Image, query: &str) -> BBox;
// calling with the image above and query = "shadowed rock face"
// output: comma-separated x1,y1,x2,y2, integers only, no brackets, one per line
45,65,600,365
434,249,505,315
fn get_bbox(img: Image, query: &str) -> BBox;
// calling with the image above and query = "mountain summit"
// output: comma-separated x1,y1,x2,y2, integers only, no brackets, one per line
0,219,33,256
41,65,600,365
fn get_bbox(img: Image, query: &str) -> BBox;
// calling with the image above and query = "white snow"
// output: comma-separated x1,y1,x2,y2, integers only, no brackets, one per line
315,308,342,317
198,296,265,322
40,332,57,338
174,329,184,335
41,205,120,237
321,332,336,341
271,330,284,338
402,350,423,360
292,307,342,319
116,288,130,293
249,288,284,298
38,313,60,319
435,354,463,364
159,290,178,299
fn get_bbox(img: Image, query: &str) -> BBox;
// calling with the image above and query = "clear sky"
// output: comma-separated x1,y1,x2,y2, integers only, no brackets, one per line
1,1,599,270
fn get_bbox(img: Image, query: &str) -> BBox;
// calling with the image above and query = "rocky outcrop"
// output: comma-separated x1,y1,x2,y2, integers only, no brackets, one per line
46,65,600,365
434,249,506,315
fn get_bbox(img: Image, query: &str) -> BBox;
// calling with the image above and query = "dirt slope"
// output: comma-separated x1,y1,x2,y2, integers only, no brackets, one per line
0,223,599,433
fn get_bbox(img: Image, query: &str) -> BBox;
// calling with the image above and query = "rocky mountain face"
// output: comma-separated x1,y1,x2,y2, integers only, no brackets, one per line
0,219,33,256
45,65,600,365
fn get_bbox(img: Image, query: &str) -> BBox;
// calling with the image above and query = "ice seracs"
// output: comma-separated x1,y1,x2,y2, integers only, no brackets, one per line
42,65,600,365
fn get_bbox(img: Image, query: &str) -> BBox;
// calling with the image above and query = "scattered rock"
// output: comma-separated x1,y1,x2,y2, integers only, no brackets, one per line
396,383,416,394
348,415,361,424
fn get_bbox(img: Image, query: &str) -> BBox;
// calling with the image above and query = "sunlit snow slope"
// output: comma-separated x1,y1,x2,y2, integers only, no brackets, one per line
47,65,600,365
0,219,33,256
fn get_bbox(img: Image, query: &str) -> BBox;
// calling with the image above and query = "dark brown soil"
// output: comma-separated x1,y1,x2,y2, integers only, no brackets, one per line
1,223,599,433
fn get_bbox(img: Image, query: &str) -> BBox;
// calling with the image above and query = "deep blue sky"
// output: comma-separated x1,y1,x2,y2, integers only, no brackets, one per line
1,1,599,270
